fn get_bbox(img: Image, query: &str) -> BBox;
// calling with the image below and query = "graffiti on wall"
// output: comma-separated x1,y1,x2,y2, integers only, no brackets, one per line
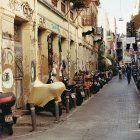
39,16,46,27
2,39,14,91
31,60,36,83
8,0,33,19
53,53,59,65
22,2,34,19
2,67,13,89
8,0,21,11
2,39,14,65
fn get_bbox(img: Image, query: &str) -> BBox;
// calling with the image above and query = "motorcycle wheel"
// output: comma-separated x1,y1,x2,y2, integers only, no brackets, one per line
137,82,140,89
7,125,13,135
51,104,62,117
76,91,83,106
45,100,63,117
61,92,74,109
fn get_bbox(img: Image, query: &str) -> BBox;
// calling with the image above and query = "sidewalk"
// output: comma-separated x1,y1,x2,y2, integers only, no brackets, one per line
1,91,93,139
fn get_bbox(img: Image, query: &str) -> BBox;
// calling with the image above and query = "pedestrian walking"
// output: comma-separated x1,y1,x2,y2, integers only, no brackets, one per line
126,65,132,84
118,66,122,79
122,66,126,78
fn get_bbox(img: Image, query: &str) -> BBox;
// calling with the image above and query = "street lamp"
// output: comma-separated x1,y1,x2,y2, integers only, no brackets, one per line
65,2,73,16
119,17,123,21
119,0,123,21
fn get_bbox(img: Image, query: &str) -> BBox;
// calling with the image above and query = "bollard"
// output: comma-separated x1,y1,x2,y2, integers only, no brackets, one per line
55,99,59,121
73,96,76,108
30,104,36,132
66,95,69,113
71,92,76,108
89,89,91,97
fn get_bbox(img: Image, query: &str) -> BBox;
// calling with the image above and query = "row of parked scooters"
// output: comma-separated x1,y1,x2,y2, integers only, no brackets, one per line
27,70,113,118
0,70,113,136
61,70,113,113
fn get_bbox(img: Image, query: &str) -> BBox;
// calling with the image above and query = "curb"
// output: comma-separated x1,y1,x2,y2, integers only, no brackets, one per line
132,78,140,97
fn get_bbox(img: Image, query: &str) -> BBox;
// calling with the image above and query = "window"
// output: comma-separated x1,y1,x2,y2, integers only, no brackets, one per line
61,2,65,13
51,0,57,7
70,11,74,20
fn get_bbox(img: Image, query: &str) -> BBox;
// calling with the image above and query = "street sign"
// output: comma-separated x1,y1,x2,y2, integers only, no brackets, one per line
126,37,135,44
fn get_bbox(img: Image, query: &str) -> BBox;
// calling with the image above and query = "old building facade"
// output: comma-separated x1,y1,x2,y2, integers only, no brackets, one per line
0,0,100,108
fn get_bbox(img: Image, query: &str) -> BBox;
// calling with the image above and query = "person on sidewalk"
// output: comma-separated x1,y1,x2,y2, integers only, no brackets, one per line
126,65,132,84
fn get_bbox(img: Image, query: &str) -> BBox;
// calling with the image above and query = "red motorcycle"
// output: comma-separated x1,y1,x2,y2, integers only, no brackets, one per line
0,92,16,135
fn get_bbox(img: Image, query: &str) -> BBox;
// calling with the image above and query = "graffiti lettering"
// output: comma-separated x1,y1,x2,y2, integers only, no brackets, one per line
21,2,34,19
8,0,34,19
2,72,10,81
8,0,21,11
39,17,46,27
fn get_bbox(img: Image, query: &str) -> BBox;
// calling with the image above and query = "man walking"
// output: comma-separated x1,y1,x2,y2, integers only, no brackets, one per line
126,65,132,84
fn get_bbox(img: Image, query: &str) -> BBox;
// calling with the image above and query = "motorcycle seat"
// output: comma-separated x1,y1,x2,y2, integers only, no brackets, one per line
0,92,16,107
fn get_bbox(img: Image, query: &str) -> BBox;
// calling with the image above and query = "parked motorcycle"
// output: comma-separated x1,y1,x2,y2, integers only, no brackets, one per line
99,72,107,85
27,79,65,117
0,92,16,135
75,84,84,106
136,72,140,89
61,77,83,109
91,78,100,94
96,73,104,89
61,84,75,110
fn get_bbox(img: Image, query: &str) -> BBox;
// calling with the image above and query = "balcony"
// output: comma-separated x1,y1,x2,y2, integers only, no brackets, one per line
65,0,92,9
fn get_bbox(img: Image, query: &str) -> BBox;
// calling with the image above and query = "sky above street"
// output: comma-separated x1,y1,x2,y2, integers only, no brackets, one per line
100,0,135,34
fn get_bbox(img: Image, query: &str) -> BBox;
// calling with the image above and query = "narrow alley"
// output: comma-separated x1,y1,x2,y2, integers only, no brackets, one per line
8,76,140,140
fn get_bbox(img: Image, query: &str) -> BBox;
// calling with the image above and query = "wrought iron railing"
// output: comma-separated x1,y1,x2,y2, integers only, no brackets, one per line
64,0,92,9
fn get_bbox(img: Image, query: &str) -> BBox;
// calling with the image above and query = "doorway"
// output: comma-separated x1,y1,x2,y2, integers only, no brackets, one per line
14,20,23,108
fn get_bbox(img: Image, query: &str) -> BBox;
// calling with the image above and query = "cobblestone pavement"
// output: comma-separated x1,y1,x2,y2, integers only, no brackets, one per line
3,76,140,140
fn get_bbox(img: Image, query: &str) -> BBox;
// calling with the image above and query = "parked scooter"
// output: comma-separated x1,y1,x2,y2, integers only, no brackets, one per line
95,72,104,89
61,78,75,110
136,72,140,89
61,77,83,109
0,92,16,135
91,77,100,94
99,72,107,85
75,84,84,106
27,79,65,117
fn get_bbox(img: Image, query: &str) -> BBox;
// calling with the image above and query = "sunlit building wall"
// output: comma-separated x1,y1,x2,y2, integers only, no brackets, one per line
0,0,100,107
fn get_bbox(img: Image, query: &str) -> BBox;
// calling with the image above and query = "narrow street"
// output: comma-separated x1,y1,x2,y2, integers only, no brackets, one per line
7,76,140,140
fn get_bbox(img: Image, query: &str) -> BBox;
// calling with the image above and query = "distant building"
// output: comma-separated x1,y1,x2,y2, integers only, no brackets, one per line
98,8,117,60
130,0,140,67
